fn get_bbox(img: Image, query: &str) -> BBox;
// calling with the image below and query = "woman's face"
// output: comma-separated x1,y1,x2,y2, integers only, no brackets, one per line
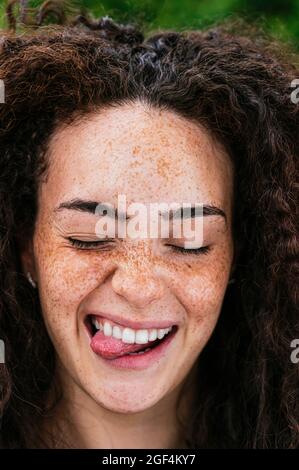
23,101,234,413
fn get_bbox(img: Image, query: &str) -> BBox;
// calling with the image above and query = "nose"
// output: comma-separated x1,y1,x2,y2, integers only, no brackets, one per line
111,265,166,309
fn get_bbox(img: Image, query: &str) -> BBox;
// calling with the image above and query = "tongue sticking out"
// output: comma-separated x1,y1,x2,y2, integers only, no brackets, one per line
90,330,159,359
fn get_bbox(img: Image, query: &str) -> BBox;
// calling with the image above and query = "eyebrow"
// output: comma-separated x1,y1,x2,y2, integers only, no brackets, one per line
54,198,227,223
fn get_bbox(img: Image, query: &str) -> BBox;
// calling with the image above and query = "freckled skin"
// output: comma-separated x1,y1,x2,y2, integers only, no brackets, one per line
21,101,234,447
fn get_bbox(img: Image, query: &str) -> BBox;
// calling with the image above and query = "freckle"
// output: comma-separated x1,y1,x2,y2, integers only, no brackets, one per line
132,146,140,156
129,160,141,169
157,158,171,179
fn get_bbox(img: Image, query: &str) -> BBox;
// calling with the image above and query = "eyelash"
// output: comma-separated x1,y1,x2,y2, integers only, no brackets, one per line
67,238,114,250
168,245,211,256
67,237,211,256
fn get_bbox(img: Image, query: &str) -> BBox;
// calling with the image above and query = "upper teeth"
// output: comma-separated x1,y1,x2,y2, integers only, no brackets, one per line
92,317,173,345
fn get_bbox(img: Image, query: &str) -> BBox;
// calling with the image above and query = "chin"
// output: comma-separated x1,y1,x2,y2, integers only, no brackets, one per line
81,375,170,414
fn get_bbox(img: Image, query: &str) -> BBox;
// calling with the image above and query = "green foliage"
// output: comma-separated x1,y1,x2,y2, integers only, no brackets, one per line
1,0,299,48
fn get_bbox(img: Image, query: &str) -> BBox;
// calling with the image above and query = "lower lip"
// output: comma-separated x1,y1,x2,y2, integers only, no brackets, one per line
93,328,178,370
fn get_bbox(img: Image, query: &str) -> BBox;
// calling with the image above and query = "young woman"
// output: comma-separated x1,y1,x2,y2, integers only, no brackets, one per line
0,4,298,448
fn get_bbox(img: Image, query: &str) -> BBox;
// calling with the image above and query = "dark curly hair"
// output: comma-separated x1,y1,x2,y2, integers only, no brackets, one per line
0,1,298,449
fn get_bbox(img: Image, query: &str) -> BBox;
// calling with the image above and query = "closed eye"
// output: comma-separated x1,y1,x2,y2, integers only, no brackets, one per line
167,245,211,255
66,237,115,250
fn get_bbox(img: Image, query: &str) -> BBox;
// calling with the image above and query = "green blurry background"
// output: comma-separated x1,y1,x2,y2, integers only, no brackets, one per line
1,0,299,47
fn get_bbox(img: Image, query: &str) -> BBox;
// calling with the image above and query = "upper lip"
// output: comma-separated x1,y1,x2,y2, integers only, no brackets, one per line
86,311,178,330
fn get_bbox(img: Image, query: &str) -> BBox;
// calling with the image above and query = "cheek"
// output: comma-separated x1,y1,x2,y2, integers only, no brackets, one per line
33,236,113,333
169,251,232,340
181,275,225,344
170,273,228,363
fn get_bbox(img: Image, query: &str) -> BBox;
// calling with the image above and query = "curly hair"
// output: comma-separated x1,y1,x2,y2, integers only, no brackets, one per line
0,2,298,449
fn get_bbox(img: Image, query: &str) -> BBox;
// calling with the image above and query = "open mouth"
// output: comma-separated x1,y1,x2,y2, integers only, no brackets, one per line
85,314,178,360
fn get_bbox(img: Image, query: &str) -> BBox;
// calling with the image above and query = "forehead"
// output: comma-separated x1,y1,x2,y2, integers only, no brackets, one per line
39,101,233,209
